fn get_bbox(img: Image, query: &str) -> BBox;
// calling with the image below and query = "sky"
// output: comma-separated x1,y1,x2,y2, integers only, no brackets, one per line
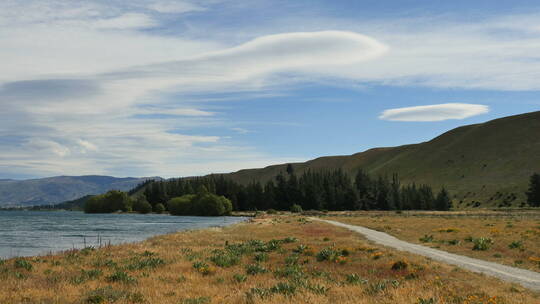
1,0,540,179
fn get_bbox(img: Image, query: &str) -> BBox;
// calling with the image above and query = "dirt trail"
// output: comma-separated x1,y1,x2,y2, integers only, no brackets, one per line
314,218,540,292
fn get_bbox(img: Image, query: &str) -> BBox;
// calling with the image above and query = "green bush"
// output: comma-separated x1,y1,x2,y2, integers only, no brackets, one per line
267,209,277,214
14,259,32,271
210,250,240,268
254,252,269,262
106,271,136,284
168,193,232,216
472,237,493,251
133,196,152,214
168,195,196,215
508,240,523,249
345,273,367,285
290,204,303,213
233,273,247,283
246,263,267,275
84,190,132,213
154,203,165,213
84,286,127,304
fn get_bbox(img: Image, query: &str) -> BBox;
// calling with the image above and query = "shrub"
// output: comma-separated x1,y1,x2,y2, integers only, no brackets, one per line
472,237,493,251
168,194,232,216
282,237,297,243
154,203,165,213
447,239,460,245
84,191,132,213
233,273,247,283
84,286,127,304
274,264,304,279
127,257,165,270
72,269,103,284
316,248,347,263
181,297,211,304
246,263,267,275
270,282,297,296
391,260,408,271
168,195,196,215
293,244,309,254
133,196,152,214
345,273,367,285
14,259,32,271
419,235,434,243
106,271,136,284
254,252,269,262
508,240,523,249
290,204,303,213
210,250,240,268
192,261,215,275
267,209,277,214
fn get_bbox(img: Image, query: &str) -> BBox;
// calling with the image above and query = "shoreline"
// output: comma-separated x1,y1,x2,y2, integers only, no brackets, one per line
0,212,249,260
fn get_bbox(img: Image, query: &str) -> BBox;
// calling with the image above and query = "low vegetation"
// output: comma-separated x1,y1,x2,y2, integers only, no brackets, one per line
0,215,538,303
328,210,540,271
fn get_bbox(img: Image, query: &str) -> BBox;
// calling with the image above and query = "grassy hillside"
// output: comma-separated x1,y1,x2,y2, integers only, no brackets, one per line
224,111,540,208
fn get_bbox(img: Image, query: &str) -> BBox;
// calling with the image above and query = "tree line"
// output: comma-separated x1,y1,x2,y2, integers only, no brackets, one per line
143,166,452,212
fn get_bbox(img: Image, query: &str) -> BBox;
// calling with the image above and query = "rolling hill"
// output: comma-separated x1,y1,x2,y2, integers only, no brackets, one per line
0,175,160,207
223,111,540,208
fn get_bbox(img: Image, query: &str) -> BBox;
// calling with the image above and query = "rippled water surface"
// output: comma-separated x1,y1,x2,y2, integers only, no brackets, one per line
0,211,246,258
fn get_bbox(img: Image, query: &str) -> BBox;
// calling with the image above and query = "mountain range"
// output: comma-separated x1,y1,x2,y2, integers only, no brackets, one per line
0,175,160,207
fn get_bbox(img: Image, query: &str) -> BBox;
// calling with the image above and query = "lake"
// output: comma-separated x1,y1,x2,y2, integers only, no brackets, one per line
0,210,247,258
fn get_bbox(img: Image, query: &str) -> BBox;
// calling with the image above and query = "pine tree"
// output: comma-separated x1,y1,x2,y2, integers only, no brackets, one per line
526,173,540,207
286,164,294,175
435,187,451,211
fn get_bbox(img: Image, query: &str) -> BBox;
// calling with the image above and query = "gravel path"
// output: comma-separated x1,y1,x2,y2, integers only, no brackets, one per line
314,218,540,292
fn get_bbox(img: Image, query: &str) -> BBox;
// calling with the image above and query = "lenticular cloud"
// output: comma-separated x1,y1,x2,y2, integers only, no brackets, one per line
379,103,490,122
118,31,389,80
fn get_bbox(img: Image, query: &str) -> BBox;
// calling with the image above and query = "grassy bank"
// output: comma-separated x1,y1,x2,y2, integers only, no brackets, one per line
326,210,540,271
0,215,539,303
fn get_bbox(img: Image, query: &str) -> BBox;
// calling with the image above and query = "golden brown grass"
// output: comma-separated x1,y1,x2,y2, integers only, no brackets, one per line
0,215,539,304
326,210,540,272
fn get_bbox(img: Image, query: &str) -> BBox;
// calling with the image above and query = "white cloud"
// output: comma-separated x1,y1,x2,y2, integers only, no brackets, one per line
3,0,540,179
137,108,215,116
25,139,71,157
93,13,158,29
147,1,206,13
77,139,98,153
231,127,250,134
379,103,490,122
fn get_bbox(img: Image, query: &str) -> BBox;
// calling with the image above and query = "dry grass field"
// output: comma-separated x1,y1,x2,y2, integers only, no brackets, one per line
326,210,540,272
1,215,539,304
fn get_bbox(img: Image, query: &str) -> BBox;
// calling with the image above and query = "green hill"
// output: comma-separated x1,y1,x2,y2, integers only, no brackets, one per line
223,111,540,208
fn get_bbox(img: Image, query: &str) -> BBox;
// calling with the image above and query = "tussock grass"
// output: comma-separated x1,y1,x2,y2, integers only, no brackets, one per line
328,210,540,271
0,215,538,303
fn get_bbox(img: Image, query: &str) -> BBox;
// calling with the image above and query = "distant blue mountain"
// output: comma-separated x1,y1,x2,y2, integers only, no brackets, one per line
0,175,161,207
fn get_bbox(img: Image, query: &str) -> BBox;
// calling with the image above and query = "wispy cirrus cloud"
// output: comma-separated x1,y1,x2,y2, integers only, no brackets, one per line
0,0,385,178
379,103,490,122
2,0,540,179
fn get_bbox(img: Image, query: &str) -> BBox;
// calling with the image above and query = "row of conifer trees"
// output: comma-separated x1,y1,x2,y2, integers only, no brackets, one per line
141,166,452,212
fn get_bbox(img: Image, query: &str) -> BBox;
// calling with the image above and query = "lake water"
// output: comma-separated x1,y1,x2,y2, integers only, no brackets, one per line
0,211,247,258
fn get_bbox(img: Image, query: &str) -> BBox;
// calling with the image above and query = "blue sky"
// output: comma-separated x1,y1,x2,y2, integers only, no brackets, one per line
1,1,540,179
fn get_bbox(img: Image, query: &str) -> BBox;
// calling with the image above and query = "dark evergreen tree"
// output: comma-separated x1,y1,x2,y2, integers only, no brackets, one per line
526,173,540,207
286,164,294,175
435,187,452,211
